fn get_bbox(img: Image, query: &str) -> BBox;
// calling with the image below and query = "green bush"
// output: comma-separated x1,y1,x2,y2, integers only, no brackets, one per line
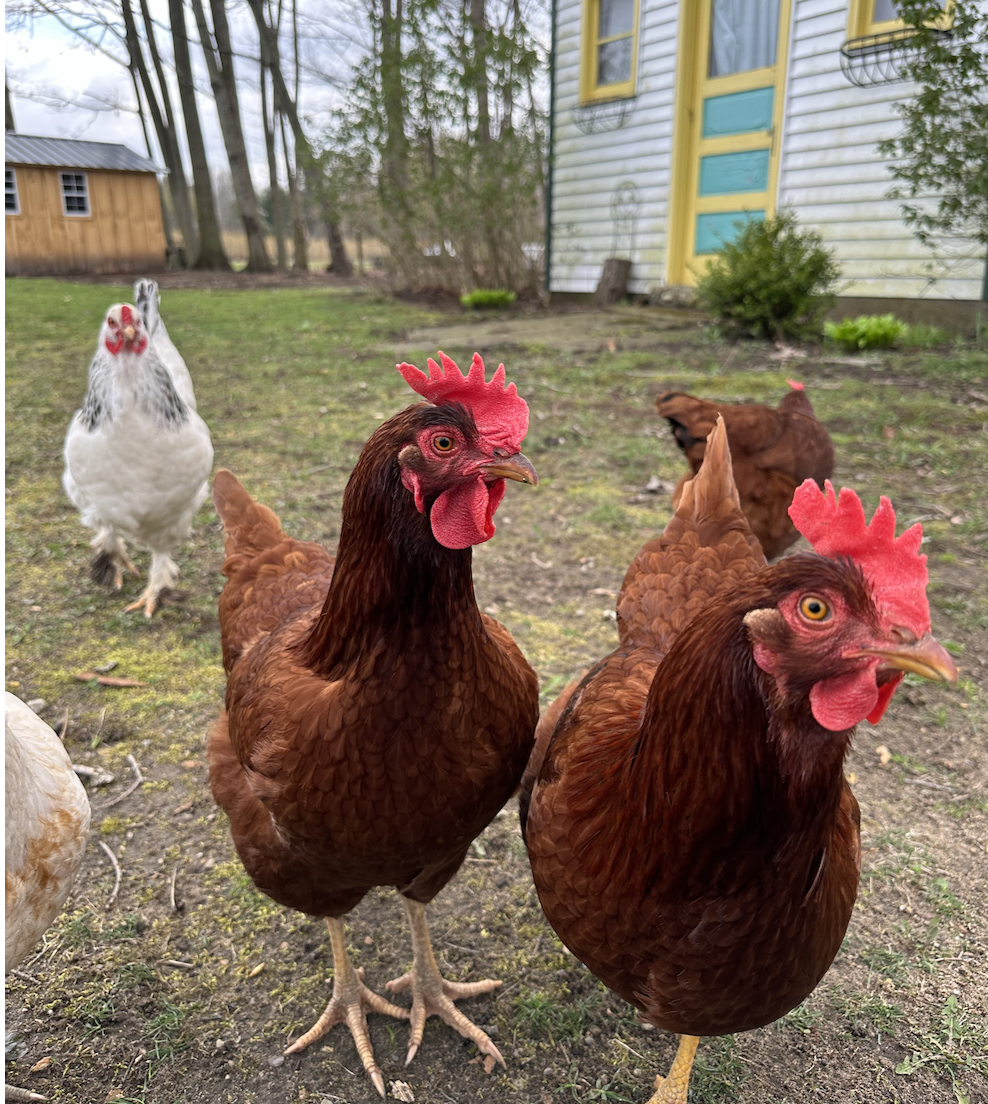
459,289,517,309
825,314,905,351
695,209,841,341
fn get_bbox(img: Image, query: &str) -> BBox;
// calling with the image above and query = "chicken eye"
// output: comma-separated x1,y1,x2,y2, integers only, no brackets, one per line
799,596,830,622
433,435,455,452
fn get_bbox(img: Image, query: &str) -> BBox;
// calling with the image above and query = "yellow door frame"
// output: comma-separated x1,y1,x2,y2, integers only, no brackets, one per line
666,0,793,287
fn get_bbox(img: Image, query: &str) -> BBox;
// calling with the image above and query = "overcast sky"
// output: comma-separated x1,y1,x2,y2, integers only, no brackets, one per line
4,0,370,181
5,0,549,183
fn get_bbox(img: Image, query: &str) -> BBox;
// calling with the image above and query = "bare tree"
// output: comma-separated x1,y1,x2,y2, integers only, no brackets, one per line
170,0,230,269
121,0,198,260
190,0,272,271
260,60,289,269
245,0,351,274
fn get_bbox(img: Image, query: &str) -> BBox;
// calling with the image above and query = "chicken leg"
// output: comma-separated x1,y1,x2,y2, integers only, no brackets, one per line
124,551,178,618
89,529,138,590
386,897,505,1067
284,917,409,1098
646,1034,700,1104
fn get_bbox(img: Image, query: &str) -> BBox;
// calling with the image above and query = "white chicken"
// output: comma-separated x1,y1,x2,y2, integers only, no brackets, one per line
5,693,91,1103
133,278,197,411
63,301,214,618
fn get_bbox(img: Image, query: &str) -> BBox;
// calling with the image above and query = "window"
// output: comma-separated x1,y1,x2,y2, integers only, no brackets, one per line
579,0,639,102
848,0,904,37
5,168,19,215
60,172,90,216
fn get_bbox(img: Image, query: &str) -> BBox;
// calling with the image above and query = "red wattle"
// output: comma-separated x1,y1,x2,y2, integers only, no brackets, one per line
430,476,499,549
866,673,903,725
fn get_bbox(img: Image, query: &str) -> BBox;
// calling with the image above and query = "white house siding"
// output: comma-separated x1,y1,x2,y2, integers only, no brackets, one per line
549,0,682,293
778,0,984,300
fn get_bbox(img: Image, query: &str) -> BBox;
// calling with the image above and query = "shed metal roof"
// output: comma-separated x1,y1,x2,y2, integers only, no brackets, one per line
4,132,163,173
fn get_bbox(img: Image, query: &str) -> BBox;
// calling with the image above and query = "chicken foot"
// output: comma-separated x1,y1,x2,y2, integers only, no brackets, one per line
284,917,409,1098
646,1034,700,1104
387,897,505,1068
124,552,178,619
90,530,138,590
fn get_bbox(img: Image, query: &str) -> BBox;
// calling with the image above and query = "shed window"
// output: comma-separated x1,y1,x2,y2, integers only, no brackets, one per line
60,172,90,216
5,168,20,214
580,0,639,102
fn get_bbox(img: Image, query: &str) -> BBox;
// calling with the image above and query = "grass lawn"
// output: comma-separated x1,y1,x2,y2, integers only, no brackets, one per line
5,275,988,1104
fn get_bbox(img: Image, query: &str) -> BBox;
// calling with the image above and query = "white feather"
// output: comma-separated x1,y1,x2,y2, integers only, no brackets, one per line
5,693,91,973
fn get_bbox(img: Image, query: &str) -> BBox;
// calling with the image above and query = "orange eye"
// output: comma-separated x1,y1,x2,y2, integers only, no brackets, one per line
800,596,830,622
433,435,455,452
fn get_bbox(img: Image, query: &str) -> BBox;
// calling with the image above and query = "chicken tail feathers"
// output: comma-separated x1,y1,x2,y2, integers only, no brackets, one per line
213,469,287,565
676,415,740,518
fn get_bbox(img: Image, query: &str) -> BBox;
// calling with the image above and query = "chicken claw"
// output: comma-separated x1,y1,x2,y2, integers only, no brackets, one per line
388,898,504,1068
285,917,408,1099
124,590,159,619
646,1035,699,1104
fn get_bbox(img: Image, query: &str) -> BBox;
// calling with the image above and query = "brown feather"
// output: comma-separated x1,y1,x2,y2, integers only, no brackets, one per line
656,386,835,559
525,417,864,1038
209,406,538,924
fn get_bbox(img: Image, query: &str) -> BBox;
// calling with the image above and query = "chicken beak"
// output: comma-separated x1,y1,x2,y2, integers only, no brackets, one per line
478,452,539,486
122,324,137,342
852,632,958,685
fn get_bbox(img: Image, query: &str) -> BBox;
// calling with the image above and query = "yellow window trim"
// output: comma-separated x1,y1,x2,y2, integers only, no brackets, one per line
847,0,952,39
847,0,903,37
579,0,640,103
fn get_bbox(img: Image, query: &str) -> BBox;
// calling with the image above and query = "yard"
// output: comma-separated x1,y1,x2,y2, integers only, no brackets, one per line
4,275,987,1104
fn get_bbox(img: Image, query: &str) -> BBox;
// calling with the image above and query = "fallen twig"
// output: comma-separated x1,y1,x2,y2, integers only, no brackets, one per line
162,959,196,971
99,840,122,908
74,671,147,688
904,777,953,792
102,755,145,809
58,707,69,743
169,863,181,912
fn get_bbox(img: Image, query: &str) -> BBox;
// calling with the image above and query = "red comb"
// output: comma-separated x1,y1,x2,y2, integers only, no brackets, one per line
121,304,134,325
396,351,529,451
786,379,805,391
789,480,930,635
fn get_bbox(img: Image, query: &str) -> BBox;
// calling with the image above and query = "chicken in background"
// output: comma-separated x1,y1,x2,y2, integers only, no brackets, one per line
522,417,956,1104
6,693,91,1103
656,381,834,559
133,278,198,411
63,302,213,617
208,353,539,1096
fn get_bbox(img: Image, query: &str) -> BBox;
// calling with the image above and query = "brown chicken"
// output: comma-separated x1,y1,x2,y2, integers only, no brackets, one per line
209,353,539,1096
522,417,956,1104
656,381,834,559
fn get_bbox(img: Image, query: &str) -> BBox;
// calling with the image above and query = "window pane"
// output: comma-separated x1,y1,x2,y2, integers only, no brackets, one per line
709,0,780,78
5,169,17,213
599,0,634,39
872,0,899,21
598,36,632,85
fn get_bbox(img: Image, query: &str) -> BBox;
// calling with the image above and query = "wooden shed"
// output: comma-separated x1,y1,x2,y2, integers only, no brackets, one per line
546,0,986,303
5,132,167,277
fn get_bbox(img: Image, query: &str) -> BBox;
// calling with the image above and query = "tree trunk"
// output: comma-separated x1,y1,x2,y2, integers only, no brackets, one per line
191,0,272,271
170,0,230,269
261,67,288,270
279,112,308,272
122,0,194,265
5,80,14,131
137,0,199,259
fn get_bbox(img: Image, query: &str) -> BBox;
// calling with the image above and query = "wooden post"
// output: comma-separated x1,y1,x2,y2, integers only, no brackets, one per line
594,257,632,306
